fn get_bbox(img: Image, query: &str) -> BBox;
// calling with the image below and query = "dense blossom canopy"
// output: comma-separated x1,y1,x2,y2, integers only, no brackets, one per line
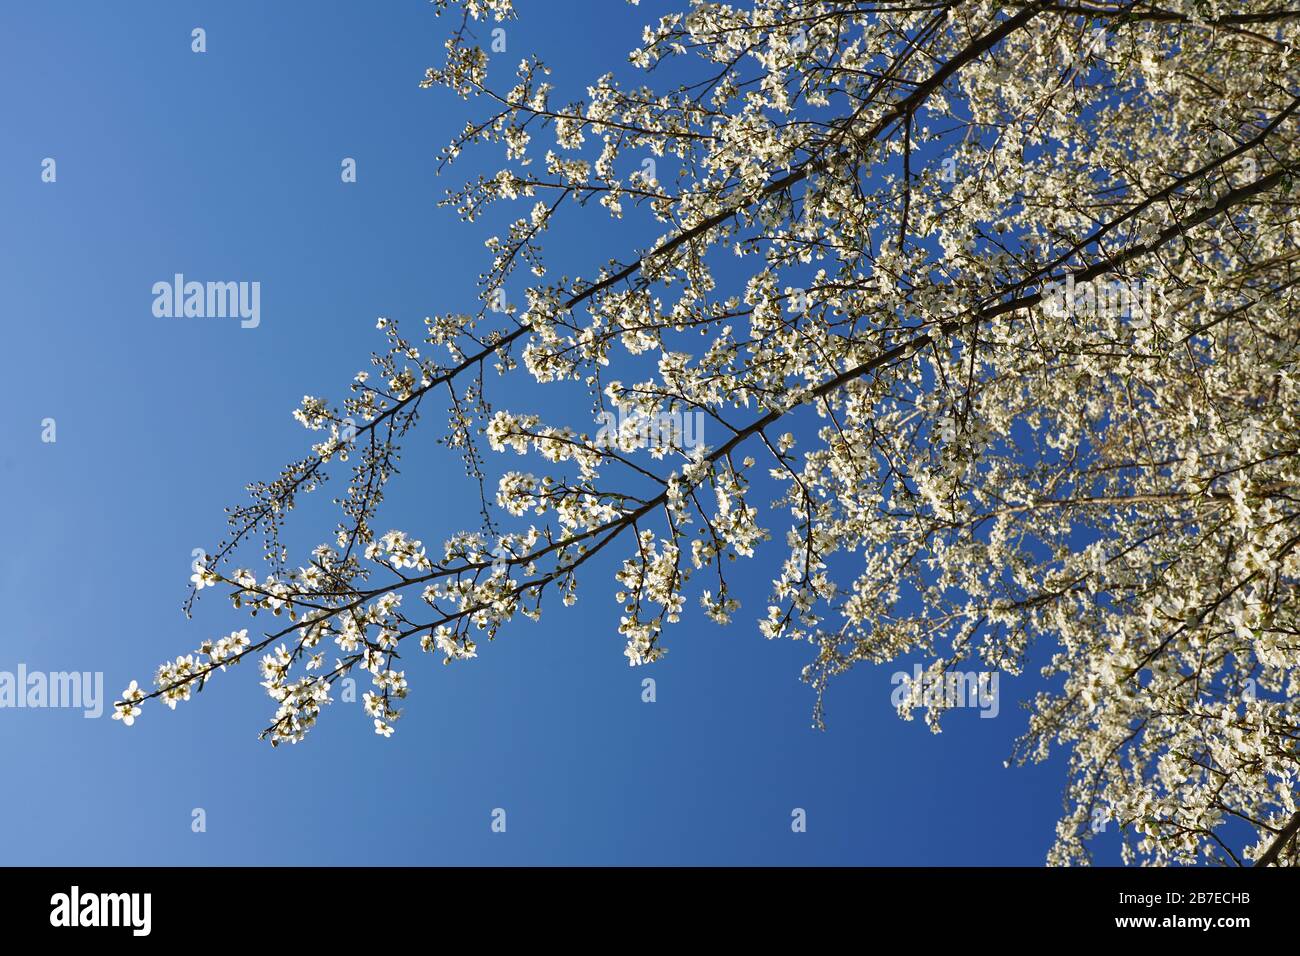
122,0,1300,866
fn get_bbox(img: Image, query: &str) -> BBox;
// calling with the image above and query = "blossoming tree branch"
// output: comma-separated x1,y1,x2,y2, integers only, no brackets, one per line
117,0,1300,866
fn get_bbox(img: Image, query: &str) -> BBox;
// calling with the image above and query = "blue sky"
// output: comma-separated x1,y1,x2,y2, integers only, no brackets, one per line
0,0,1091,865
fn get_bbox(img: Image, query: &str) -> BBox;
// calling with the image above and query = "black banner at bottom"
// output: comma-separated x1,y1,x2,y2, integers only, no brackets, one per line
0,865,1286,940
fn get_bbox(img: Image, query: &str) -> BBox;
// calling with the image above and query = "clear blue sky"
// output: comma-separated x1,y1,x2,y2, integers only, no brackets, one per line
0,0,1088,865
